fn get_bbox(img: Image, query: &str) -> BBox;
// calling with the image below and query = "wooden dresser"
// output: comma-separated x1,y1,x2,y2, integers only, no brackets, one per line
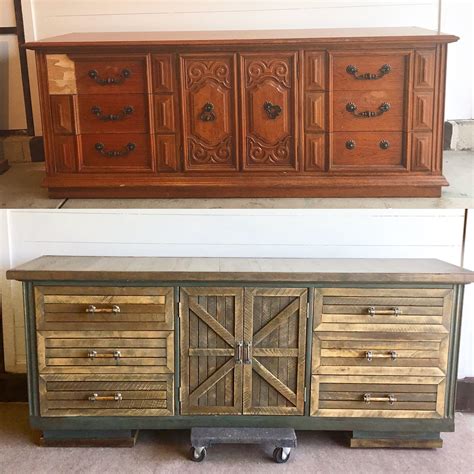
7,256,473,448
26,27,458,198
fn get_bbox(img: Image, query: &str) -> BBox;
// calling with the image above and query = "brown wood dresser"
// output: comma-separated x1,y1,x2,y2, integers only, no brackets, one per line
7,256,474,448
25,27,458,198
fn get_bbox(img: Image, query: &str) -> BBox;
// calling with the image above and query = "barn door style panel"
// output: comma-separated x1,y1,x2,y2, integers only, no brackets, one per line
243,288,307,415
241,52,298,171
180,54,238,171
180,288,243,414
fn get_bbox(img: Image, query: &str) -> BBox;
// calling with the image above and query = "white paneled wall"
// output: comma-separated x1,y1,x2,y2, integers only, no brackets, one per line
1,208,472,377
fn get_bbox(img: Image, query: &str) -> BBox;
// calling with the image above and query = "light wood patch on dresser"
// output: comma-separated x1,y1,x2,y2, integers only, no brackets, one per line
46,55,77,95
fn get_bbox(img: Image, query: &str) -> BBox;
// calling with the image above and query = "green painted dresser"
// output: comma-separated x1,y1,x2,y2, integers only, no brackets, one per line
6,256,474,448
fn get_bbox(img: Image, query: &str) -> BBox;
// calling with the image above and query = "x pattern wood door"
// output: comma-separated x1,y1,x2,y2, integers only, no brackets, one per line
243,288,307,415
180,288,243,415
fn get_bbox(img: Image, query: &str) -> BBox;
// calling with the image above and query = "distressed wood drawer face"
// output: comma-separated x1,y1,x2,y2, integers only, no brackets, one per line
311,375,445,418
34,286,174,331
37,330,174,374
39,374,174,417
313,288,453,332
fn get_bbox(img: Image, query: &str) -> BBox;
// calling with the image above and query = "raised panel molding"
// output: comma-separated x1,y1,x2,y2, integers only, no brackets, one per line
156,135,179,172
154,95,175,133
305,92,325,132
414,50,436,90
411,132,433,171
50,95,75,135
153,54,175,93
305,51,326,91
305,134,326,172
413,91,434,131
53,135,77,173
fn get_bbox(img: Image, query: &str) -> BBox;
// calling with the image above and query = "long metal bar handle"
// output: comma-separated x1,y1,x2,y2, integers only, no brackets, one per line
363,393,397,405
243,342,252,364
88,350,121,360
86,304,121,314
88,392,123,402
235,342,243,364
365,350,398,362
367,306,401,317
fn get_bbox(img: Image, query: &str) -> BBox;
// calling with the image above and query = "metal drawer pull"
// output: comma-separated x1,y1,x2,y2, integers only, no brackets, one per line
199,102,216,122
345,139,356,150
88,350,121,360
91,105,134,122
263,101,282,119
363,393,397,405
365,350,398,362
94,142,136,158
380,139,390,150
86,304,121,314
346,101,391,118
243,341,252,364
346,64,391,80
367,306,401,317
235,342,243,364
88,392,123,402
88,68,131,85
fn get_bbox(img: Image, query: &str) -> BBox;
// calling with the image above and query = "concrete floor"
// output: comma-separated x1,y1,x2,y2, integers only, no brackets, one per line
0,151,472,209
0,404,473,473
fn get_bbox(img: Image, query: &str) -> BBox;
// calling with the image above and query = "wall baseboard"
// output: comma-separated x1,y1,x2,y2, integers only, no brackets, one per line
445,120,474,151
456,377,474,413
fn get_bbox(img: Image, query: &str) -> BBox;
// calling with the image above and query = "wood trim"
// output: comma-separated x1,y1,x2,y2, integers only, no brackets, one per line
0,27,17,35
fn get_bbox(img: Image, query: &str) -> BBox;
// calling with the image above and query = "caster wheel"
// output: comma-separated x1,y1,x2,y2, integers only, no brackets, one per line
190,447,207,462
273,447,290,464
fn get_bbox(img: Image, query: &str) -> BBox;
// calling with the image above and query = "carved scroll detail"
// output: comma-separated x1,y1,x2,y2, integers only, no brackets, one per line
246,59,291,88
186,61,231,89
189,137,233,165
247,136,292,165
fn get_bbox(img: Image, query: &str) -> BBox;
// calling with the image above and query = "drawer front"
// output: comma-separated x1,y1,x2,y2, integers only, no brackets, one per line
332,89,405,132
314,288,453,332
241,52,298,171
331,52,409,91
75,56,147,94
37,330,174,374
180,53,238,171
79,133,152,173
330,132,405,170
77,94,148,134
39,374,174,417
34,286,174,331
311,375,445,418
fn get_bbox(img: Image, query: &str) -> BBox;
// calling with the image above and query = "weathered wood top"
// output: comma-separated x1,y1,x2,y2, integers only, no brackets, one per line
25,27,458,50
7,256,474,284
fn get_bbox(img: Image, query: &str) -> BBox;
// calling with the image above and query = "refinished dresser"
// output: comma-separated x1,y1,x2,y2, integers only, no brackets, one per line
25,27,458,198
7,256,474,448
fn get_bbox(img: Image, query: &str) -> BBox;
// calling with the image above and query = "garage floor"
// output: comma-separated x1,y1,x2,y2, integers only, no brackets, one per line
0,151,473,209
0,404,473,473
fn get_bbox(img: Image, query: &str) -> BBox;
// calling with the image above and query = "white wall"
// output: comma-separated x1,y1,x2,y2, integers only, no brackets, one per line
1,208,472,378
18,0,473,136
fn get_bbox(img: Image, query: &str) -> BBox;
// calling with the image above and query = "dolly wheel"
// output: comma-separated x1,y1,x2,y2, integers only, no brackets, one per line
190,447,207,462
273,447,291,463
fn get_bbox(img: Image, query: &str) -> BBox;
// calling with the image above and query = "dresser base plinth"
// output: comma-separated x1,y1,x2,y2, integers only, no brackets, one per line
39,429,139,447
350,431,443,449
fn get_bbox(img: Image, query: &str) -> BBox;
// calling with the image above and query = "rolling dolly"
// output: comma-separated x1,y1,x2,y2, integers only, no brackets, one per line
190,427,297,463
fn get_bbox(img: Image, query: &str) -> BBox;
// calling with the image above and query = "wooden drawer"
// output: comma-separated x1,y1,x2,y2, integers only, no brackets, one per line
34,286,174,331
39,374,174,417
311,375,445,418
332,89,405,132
75,56,147,94
330,132,405,170
37,330,174,374
77,94,148,134
331,52,409,91
79,134,152,173
314,288,453,332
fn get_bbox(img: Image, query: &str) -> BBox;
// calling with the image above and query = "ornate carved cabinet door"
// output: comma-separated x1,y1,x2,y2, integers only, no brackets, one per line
241,53,298,171
180,54,238,171
243,288,307,415
180,288,243,414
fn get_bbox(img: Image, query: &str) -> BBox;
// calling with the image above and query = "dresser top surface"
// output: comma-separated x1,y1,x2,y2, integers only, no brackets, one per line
25,27,458,49
7,256,474,284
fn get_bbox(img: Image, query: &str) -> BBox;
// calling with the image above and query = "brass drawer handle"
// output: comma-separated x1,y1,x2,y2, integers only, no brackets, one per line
346,101,391,118
88,68,131,85
263,101,282,119
88,350,121,360
235,342,243,364
86,304,121,314
367,306,401,317
243,341,252,364
199,102,216,122
346,64,391,80
94,142,136,158
91,105,134,122
363,393,397,405
365,350,398,362
88,392,123,402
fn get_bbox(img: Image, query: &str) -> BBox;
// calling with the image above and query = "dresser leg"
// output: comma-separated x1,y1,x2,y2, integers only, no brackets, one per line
39,430,139,447
350,431,443,449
